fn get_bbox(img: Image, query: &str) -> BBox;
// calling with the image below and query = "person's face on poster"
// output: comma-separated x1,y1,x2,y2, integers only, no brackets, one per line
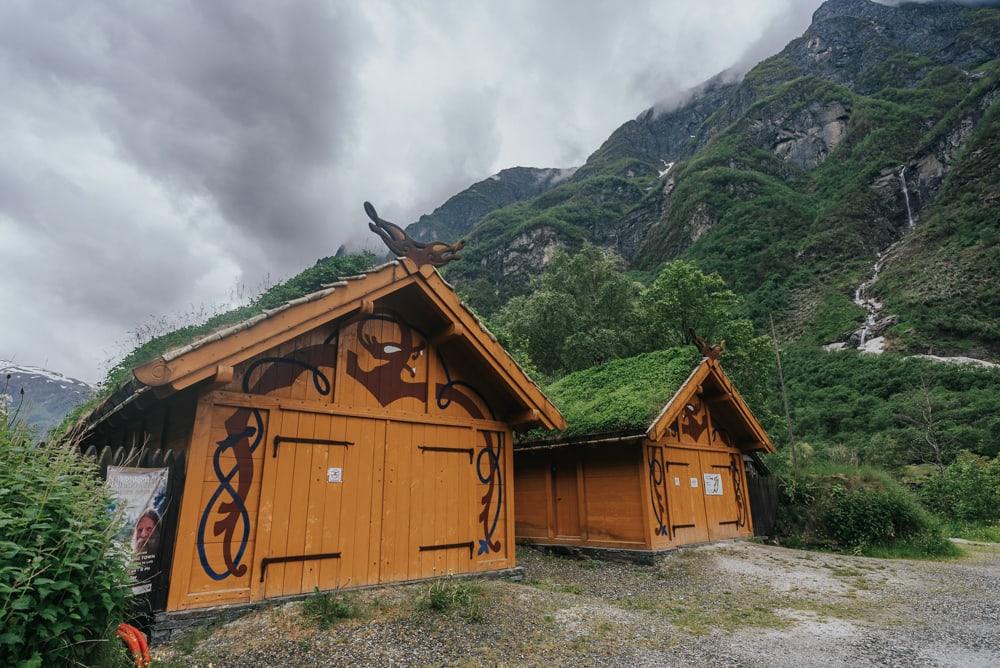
133,514,159,554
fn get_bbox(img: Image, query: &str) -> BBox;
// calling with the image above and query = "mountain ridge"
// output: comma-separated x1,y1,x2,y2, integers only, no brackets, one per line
433,0,1000,359
1,361,95,436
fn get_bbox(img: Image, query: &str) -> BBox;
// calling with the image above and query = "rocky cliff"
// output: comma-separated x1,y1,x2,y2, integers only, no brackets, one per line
405,166,576,243
435,0,1000,358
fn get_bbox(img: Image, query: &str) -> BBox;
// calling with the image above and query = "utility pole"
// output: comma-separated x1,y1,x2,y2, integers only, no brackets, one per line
770,314,796,469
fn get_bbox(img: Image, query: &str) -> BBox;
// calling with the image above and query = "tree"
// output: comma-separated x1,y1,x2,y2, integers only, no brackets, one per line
638,260,742,347
492,245,641,377
895,375,961,471
638,261,772,412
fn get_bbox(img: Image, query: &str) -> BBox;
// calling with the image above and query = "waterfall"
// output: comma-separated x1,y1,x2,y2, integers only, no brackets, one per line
844,165,916,350
899,166,915,229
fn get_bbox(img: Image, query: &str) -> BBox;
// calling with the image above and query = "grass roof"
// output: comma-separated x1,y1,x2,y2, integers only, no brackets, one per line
533,346,703,440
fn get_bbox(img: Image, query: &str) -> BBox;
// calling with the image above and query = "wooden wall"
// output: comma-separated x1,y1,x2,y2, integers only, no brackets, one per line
514,393,756,551
166,309,517,611
513,444,647,549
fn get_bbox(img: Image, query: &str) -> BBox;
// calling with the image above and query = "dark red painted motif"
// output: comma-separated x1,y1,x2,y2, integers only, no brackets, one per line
680,397,709,441
198,343,337,580
346,315,427,405
347,311,504,556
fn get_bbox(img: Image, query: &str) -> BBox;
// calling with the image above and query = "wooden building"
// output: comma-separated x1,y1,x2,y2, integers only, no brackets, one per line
514,348,774,552
79,257,564,615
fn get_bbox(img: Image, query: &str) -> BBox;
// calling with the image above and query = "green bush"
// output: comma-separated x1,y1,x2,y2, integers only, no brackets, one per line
301,588,364,629
824,485,928,548
774,464,957,558
918,452,1000,523
0,420,132,666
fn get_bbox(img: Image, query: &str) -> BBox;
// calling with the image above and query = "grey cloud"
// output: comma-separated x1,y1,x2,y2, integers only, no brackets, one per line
0,0,820,381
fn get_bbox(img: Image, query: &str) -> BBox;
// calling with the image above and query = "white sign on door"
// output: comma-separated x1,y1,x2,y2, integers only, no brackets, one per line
690,477,699,488
703,473,723,496
674,476,681,486
327,467,343,483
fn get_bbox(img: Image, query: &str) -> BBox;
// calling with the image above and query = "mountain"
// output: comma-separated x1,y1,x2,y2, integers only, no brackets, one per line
1,362,95,436
405,166,577,243
439,0,1000,359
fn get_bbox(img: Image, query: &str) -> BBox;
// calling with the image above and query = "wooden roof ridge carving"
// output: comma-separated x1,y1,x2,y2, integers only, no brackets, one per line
364,201,465,268
688,328,725,360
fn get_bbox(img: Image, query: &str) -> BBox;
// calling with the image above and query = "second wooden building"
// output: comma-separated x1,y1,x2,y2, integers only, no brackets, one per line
514,347,774,552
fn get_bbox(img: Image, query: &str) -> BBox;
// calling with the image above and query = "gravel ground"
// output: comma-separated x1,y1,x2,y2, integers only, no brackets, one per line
153,540,1000,667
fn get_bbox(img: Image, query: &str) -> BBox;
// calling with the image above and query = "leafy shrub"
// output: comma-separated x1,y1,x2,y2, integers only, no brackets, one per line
774,464,956,557
0,420,132,666
415,579,484,623
918,452,1000,523
823,485,928,548
301,588,363,629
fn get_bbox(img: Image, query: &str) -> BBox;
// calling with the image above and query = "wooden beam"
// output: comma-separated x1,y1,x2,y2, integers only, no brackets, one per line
704,391,733,404
510,408,541,428
208,365,234,389
430,323,465,347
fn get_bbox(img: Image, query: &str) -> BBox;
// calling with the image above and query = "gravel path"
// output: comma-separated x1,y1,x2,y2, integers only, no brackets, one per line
154,540,1000,667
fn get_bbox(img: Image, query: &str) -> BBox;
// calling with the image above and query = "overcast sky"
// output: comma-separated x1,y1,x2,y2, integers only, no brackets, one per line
0,0,823,384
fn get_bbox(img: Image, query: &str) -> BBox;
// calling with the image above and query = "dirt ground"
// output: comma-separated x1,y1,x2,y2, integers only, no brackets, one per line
154,540,1000,667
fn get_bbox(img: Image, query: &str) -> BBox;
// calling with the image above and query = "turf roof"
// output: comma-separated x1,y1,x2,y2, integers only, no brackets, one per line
533,346,703,440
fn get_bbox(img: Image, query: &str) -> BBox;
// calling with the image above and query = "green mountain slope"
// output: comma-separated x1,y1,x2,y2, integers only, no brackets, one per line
442,0,1000,359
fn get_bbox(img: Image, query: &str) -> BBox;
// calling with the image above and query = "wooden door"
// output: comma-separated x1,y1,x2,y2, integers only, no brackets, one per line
663,447,710,544
255,409,383,599
380,422,479,582
552,449,581,538
699,450,749,541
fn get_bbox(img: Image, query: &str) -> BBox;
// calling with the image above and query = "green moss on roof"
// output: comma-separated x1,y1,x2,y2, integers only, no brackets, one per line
536,347,703,440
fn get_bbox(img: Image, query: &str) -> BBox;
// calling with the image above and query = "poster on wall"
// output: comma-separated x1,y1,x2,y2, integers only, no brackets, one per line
703,473,724,495
106,466,169,595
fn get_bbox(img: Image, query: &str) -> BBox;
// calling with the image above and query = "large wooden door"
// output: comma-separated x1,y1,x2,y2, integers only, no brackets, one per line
663,447,710,544
380,422,480,582
552,450,581,538
255,409,383,599
699,450,748,541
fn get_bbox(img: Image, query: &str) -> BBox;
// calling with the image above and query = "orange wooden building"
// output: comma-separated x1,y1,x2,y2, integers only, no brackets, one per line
79,257,564,618
514,348,774,553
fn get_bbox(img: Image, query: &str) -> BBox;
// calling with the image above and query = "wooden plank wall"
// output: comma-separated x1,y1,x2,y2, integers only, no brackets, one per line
512,445,647,549
166,307,517,611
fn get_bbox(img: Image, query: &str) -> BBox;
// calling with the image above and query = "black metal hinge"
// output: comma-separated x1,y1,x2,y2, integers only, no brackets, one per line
665,461,689,467
671,523,695,531
719,520,740,526
272,435,354,457
418,541,474,558
418,445,474,462
259,552,342,582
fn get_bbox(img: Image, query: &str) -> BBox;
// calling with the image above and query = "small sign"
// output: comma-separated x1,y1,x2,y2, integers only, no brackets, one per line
690,477,699,488
704,473,723,496
327,467,343,483
674,476,681,486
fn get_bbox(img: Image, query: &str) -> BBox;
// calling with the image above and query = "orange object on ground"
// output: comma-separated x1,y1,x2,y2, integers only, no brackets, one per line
116,623,151,668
